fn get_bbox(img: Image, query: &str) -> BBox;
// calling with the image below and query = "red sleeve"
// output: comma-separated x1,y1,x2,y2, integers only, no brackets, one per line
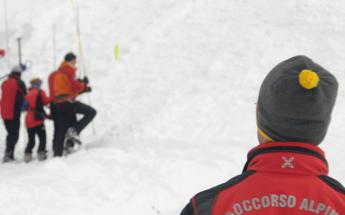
41,90,52,105
65,67,85,94
48,71,56,98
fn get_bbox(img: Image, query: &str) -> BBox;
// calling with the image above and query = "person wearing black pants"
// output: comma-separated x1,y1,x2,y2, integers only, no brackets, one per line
23,78,51,162
49,52,95,156
1,66,27,162
71,101,97,135
51,101,75,157
25,125,46,159
52,101,96,156
65,101,96,152
3,118,20,160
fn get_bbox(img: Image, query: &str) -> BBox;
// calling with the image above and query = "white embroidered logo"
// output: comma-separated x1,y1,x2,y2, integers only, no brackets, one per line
282,156,294,169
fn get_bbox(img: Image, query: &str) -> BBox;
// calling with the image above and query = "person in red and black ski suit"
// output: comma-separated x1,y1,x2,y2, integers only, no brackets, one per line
0,66,27,162
23,78,52,162
49,52,96,156
181,56,345,215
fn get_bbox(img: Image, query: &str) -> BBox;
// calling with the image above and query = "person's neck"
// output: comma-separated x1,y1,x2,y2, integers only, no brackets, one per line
258,132,271,144
66,61,76,69
10,74,20,79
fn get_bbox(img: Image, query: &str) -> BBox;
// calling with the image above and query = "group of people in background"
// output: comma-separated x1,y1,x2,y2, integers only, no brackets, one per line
0,52,96,163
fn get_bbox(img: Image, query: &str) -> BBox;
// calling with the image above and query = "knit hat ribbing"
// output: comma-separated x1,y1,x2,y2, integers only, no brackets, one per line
11,65,23,74
257,55,338,145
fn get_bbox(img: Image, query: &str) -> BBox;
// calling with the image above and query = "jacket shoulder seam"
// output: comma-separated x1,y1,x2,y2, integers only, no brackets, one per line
319,175,345,195
193,170,256,214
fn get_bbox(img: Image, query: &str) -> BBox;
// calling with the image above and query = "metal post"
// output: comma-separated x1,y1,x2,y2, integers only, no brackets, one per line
17,37,22,65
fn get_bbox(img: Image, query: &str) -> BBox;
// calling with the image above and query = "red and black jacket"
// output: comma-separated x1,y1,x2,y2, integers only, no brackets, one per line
25,88,51,128
181,142,345,215
0,74,27,120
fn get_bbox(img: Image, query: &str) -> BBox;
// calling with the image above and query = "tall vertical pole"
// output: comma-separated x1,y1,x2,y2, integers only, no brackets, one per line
70,0,87,77
70,0,95,135
17,37,22,65
3,0,9,52
3,0,11,69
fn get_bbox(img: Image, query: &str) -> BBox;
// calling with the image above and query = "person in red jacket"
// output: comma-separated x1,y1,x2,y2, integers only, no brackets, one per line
0,66,27,162
24,78,51,162
49,52,96,156
181,56,345,215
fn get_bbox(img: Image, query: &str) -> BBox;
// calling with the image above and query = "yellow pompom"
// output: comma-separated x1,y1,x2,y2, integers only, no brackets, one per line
299,69,320,90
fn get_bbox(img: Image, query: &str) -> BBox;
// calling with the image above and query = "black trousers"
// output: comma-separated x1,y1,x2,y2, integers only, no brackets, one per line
51,101,96,156
3,118,20,158
25,125,46,154
72,101,97,134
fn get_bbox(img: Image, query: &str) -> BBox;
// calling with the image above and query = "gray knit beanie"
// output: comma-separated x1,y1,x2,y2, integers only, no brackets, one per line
11,65,23,74
257,55,338,145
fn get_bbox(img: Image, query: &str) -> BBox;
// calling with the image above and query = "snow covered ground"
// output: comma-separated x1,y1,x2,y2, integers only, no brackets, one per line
0,0,345,214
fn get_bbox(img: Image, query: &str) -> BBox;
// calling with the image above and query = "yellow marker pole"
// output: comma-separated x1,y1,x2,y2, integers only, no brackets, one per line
114,44,119,61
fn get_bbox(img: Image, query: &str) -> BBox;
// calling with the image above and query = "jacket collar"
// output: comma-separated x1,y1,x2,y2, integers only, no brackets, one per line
29,87,40,91
9,74,20,79
243,142,328,176
59,61,76,71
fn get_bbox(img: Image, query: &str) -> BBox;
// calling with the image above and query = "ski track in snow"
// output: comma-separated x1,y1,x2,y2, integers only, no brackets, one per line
0,0,345,214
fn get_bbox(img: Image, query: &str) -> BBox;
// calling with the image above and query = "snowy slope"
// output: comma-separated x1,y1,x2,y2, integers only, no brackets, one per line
0,0,345,214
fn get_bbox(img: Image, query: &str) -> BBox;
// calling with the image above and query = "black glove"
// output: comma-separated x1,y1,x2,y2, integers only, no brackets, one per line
20,63,27,71
21,101,29,111
83,76,89,85
34,112,46,120
84,86,92,93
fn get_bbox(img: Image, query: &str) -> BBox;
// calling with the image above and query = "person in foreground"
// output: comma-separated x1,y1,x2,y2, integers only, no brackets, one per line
181,55,345,214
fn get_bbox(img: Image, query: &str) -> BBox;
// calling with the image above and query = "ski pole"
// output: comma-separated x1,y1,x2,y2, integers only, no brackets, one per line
70,0,96,135
0,49,8,80
16,37,32,71
0,73,8,80
17,37,22,65
3,0,9,53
